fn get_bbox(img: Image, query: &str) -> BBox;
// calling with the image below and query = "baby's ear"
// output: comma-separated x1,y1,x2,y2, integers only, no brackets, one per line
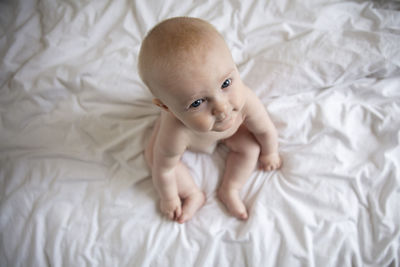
152,98,169,111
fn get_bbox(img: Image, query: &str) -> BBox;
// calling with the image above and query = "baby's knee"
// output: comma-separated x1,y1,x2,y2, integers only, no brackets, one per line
241,140,260,160
226,130,260,159
230,138,260,162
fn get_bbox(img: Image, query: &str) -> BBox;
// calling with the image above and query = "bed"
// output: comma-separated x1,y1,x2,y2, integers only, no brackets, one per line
1,0,399,266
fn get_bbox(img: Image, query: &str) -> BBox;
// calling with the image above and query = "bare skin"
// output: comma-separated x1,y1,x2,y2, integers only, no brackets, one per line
139,17,282,223
145,117,206,223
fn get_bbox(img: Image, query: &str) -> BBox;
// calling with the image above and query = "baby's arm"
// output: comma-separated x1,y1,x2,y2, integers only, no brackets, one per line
243,87,282,170
152,117,188,220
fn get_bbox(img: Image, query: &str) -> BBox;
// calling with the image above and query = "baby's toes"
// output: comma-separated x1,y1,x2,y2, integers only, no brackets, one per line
218,188,248,220
237,210,248,220
162,208,176,220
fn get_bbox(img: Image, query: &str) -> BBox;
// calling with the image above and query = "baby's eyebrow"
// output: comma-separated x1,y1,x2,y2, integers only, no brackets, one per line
219,68,235,82
182,93,204,108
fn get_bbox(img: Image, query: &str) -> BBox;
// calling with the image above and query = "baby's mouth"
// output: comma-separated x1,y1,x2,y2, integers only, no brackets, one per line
216,113,231,124
216,108,235,122
214,112,235,130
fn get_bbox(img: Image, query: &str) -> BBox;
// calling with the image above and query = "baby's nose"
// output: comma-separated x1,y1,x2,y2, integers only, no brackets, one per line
212,100,229,119
215,112,226,121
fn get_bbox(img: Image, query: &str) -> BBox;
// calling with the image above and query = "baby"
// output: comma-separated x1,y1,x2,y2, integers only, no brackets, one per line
138,17,281,223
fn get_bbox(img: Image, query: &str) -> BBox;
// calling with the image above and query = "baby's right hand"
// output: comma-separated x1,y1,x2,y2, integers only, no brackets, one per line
160,197,182,221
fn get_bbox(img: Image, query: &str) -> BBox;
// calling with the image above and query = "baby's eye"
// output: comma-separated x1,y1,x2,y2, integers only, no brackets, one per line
190,99,204,108
221,78,232,89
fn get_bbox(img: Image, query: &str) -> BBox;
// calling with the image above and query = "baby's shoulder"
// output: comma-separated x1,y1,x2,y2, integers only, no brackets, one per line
157,111,190,144
155,112,194,154
241,87,267,118
159,111,186,132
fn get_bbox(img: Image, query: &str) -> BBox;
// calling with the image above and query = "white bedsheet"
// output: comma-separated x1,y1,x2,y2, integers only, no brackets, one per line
1,0,399,266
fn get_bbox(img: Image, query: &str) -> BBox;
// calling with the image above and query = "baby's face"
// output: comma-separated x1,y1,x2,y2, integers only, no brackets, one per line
154,39,246,133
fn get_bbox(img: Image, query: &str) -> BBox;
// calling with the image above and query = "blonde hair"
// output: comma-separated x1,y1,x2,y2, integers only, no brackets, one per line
138,17,224,94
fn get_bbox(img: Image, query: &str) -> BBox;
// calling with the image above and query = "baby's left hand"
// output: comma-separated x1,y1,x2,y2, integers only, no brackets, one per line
259,152,282,171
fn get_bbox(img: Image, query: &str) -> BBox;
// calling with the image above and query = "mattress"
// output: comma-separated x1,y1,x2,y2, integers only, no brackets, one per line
1,0,399,266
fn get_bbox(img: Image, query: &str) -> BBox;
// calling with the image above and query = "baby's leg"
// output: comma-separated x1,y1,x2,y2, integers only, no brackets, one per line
218,126,260,220
174,162,206,224
145,119,205,223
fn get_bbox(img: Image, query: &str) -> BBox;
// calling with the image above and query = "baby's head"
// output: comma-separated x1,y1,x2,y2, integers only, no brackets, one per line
138,17,245,132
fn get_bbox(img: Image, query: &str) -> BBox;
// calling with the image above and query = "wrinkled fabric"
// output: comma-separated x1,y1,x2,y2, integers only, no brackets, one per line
0,0,399,266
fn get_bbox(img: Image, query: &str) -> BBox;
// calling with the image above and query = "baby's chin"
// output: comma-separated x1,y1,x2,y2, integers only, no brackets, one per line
211,115,235,132
212,124,232,132
182,115,236,133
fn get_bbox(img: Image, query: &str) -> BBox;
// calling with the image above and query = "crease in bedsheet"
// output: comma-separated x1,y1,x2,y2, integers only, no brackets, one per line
1,0,400,266
265,167,396,266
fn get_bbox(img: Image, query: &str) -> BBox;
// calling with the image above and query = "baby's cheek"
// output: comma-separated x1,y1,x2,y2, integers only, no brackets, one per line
231,87,245,110
189,116,213,132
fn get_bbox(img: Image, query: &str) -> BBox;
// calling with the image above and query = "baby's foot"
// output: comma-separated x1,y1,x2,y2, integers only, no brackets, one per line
177,191,206,224
218,188,248,220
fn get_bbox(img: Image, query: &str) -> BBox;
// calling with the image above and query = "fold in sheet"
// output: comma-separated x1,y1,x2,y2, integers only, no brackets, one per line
0,0,399,266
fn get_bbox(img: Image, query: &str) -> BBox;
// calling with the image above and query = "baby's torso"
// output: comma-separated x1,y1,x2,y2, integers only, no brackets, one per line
186,113,244,154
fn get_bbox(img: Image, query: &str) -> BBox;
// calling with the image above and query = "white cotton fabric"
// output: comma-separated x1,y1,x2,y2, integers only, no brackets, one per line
0,0,399,266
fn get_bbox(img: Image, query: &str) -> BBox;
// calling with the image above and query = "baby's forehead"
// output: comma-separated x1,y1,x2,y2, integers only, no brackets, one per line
145,18,223,58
